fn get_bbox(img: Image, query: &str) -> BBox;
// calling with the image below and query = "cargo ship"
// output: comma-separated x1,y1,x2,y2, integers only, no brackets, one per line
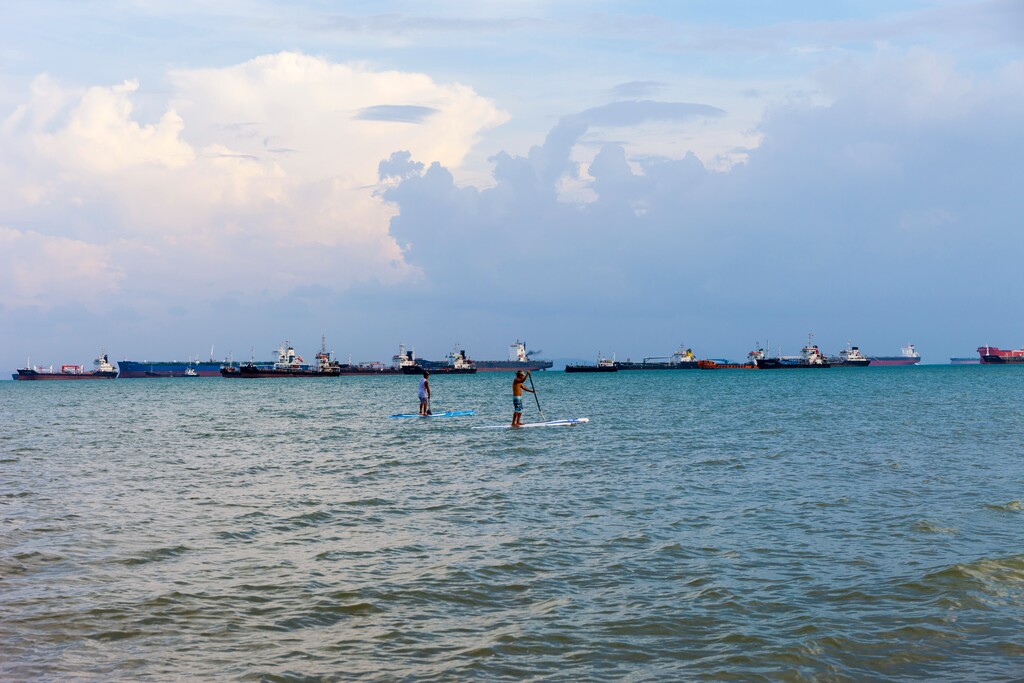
337,359,402,376
565,354,618,373
118,346,253,378
829,342,871,367
403,344,478,375
868,344,921,366
220,338,342,378
756,337,830,369
473,341,553,372
614,344,698,370
13,353,118,380
977,345,1024,364
950,357,980,365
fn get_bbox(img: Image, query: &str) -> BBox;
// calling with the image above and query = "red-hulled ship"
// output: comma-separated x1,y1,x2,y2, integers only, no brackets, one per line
13,353,118,380
977,345,1024,364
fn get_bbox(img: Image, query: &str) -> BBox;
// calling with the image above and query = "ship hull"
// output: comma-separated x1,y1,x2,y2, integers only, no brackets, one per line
950,358,980,365
755,359,831,369
118,360,252,378
13,369,118,380
867,358,920,366
979,356,1024,365
614,361,698,370
472,360,553,372
697,360,756,370
221,366,341,378
338,365,402,376
401,366,476,375
565,365,617,373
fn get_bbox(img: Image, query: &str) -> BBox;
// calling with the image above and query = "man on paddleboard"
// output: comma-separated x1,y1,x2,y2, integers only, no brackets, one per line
418,371,431,415
512,370,535,427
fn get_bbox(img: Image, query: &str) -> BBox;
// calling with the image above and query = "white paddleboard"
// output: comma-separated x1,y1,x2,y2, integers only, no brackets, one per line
473,418,590,430
389,410,477,419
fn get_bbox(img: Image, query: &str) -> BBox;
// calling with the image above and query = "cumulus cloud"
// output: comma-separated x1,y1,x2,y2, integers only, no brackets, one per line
376,49,1024,357
0,52,508,311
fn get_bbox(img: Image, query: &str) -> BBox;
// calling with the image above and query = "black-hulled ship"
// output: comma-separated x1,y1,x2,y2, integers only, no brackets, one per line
13,352,118,380
401,344,478,375
473,341,553,372
220,338,342,378
614,344,699,370
565,354,618,373
829,342,871,367
755,336,831,369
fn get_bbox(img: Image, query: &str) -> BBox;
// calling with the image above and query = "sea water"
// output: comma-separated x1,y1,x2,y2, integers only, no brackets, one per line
2,367,1023,680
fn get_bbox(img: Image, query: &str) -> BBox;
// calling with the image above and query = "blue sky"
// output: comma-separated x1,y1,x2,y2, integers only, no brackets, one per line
1,1,1022,369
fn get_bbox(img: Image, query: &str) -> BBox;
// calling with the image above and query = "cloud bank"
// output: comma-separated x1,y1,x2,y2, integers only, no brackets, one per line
0,52,508,310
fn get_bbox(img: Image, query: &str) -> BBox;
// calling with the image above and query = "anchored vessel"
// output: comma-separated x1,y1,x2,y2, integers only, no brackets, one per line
220,338,342,378
473,341,553,372
830,342,871,367
756,337,831,369
405,344,478,375
565,354,618,373
698,349,764,369
977,345,1024,364
950,357,981,365
614,344,698,370
13,353,118,380
868,344,921,366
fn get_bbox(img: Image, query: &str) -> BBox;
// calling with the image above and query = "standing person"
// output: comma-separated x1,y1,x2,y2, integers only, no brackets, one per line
512,370,535,427
418,371,431,416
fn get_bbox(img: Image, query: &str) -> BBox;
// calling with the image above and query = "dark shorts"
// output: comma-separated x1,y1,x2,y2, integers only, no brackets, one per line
513,396,524,412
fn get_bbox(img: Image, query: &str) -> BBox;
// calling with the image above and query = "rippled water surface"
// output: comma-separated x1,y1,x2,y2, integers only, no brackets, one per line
3,367,1023,680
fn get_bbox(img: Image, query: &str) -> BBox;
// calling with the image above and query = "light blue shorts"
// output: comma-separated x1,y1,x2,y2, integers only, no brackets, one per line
513,396,524,412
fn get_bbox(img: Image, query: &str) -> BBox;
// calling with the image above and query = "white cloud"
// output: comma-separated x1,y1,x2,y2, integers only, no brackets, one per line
0,227,124,308
0,52,508,309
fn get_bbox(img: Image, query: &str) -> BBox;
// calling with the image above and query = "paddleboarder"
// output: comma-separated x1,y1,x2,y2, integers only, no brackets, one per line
512,370,535,427
418,371,431,415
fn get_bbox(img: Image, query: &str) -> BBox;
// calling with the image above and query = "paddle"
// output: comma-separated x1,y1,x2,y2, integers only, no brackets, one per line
527,372,544,420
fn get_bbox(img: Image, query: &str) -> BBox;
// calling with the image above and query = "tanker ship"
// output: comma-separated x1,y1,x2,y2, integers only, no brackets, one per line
755,336,830,369
220,338,342,378
13,353,118,380
118,346,252,377
405,344,477,375
614,344,698,370
472,341,553,372
868,344,921,366
977,345,1024,364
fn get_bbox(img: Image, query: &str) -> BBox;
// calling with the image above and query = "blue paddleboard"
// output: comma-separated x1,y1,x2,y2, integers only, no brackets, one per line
389,410,477,419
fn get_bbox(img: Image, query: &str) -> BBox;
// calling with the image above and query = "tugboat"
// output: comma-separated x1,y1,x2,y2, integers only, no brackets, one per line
220,337,342,378
13,352,119,380
566,353,619,373
614,344,699,370
830,341,871,367
755,335,831,369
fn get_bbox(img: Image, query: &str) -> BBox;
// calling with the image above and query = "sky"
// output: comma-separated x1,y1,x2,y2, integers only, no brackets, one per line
1,0,1022,370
